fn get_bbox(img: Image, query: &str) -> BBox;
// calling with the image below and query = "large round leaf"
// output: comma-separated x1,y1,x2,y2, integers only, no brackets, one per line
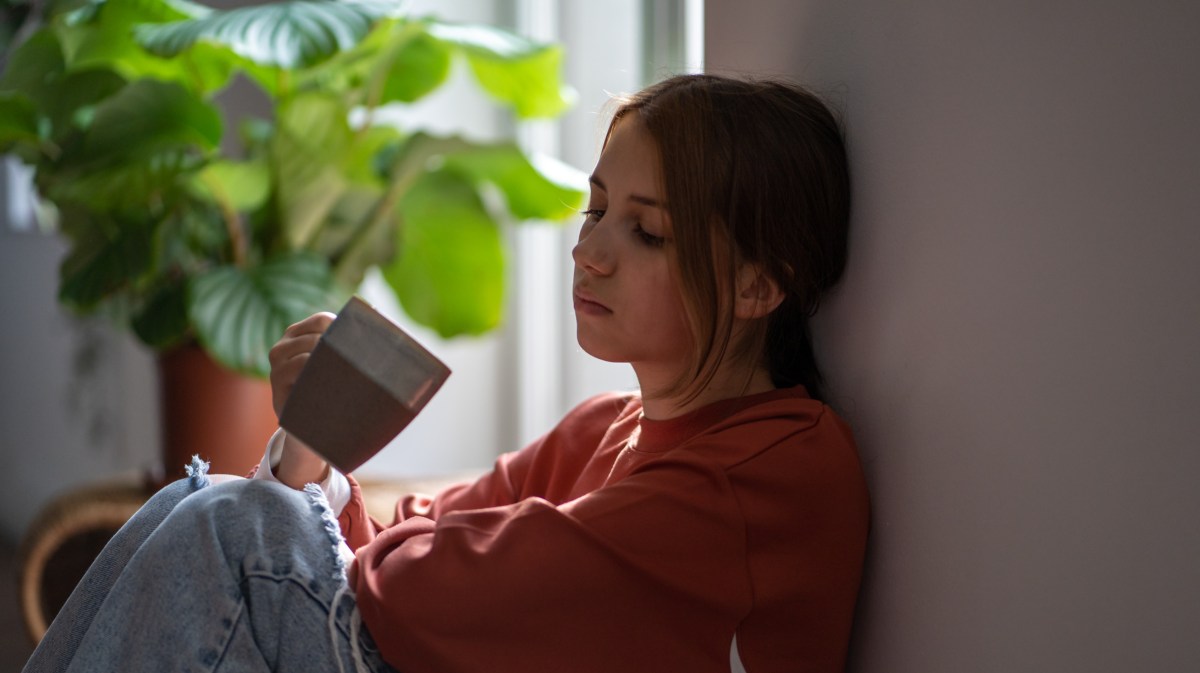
271,92,353,248
188,252,341,376
132,276,190,349
384,169,504,337
441,141,586,221
84,79,221,162
60,0,234,95
152,208,229,278
58,214,156,310
0,94,39,147
0,28,65,105
135,0,406,69
376,27,452,104
426,21,574,118
49,150,203,212
188,158,271,212
40,68,128,142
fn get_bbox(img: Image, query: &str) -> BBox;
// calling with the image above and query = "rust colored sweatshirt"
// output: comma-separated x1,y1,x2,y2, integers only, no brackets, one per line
337,386,870,672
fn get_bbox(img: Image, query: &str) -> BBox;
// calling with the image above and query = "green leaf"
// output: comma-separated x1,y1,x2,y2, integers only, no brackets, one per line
385,169,504,337
0,28,66,106
83,79,221,162
135,0,405,69
132,277,190,349
41,68,128,141
57,0,235,95
427,21,574,118
313,183,387,259
271,92,353,248
343,123,403,184
376,27,452,104
64,0,210,29
0,94,40,147
47,150,202,211
442,141,586,221
188,252,341,376
188,158,270,212
153,207,228,275
58,213,156,310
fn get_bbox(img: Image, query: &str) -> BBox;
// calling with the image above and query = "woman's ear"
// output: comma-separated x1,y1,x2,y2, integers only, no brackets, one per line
734,263,785,320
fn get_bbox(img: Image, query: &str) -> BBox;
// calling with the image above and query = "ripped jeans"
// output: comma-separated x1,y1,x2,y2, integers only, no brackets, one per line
22,459,396,673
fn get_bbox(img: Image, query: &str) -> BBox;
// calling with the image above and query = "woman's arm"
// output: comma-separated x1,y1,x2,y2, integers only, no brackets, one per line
349,456,748,672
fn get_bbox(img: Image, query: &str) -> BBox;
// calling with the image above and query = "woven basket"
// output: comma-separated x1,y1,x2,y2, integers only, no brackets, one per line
17,480,150,644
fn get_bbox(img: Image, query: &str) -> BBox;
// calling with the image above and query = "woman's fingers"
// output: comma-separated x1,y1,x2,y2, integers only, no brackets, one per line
268,332,322,367
269,312,337,419
269,313,335,364
284,312,336,338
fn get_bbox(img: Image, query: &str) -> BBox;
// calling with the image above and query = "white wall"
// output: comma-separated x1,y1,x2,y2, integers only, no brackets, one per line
706,1,1200,670
0,224,160,545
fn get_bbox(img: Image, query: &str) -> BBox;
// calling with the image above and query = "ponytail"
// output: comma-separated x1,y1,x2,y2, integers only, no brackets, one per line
766,298,826,402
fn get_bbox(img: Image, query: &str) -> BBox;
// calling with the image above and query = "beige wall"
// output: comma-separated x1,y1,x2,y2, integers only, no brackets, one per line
705,1,1200,670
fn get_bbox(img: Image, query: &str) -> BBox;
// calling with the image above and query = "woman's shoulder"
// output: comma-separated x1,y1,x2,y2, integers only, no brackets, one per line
680,388,859,474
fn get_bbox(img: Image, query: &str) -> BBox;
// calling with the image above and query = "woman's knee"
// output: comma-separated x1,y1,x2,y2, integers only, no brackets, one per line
173,479,337,552
174,477,306,522
178,479,347,580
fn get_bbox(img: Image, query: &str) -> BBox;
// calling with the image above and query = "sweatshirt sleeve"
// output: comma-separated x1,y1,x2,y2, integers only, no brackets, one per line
335,392,631,552
347,454,750,672
335,440,534,552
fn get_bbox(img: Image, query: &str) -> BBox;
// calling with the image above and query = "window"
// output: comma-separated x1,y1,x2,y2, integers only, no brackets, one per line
361,0,704,477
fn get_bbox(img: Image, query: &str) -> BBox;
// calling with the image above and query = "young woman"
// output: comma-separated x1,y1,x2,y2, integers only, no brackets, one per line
24,74,869,673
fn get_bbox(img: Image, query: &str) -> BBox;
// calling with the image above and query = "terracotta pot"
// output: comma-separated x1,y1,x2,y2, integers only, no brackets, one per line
158,343,278,484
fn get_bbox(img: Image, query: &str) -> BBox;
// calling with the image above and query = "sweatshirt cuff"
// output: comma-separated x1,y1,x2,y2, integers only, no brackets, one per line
253,428,352,516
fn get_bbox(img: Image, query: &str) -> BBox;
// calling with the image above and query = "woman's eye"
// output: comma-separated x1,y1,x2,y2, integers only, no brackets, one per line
581,208,605,221
633,224,665,248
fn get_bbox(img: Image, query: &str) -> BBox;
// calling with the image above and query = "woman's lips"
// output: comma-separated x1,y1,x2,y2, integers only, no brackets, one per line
573,289,612,315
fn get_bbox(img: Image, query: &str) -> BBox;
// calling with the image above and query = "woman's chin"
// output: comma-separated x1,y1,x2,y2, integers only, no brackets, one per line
574,331,625,364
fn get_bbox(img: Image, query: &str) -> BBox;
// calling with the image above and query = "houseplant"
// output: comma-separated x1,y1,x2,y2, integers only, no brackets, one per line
0,0,585,475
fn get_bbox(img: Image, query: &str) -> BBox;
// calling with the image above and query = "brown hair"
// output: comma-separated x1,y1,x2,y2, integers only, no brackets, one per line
607,74,850,402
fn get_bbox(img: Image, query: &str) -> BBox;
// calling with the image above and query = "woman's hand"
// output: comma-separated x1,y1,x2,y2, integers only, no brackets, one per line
269,312,335,419
268,312,336,489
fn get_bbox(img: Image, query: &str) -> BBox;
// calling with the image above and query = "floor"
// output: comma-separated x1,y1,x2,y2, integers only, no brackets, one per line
1,541,35,672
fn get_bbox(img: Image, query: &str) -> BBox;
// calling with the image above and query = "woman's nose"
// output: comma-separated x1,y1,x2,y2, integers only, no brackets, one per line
572,219,615,276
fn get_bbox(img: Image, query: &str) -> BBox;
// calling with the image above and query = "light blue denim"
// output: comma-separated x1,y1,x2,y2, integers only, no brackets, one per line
22,458,396,673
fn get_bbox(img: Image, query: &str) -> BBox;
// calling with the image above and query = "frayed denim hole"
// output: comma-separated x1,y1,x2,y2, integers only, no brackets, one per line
185,455,211,489
303,483,348,582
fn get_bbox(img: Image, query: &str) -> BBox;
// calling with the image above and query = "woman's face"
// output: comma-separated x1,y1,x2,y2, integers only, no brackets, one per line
572,113,693,380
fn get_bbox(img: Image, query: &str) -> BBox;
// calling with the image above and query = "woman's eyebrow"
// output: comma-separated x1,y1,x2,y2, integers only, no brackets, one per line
589,175,666,209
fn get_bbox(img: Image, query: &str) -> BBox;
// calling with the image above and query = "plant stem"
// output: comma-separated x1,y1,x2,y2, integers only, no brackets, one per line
203,175,247,267
222,206,247,268
333,154,419,278
276,69,290,98
335,134,461,278
353,21,423,142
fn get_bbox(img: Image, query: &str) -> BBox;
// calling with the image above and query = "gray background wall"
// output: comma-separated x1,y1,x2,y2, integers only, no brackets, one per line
705,0,1199,670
